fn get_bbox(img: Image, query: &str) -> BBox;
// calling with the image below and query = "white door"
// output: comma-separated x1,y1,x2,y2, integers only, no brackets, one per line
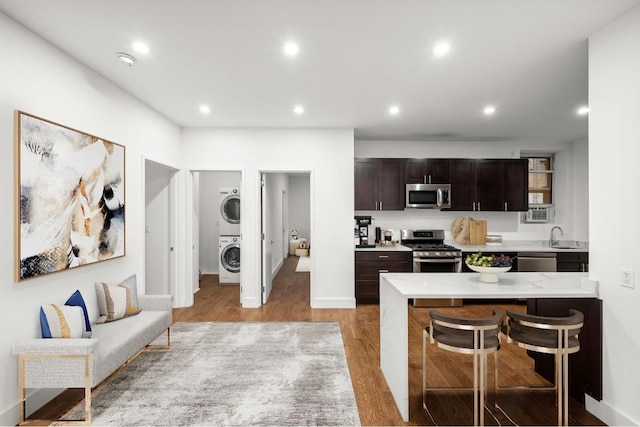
145,160,176,295
261,174,273,303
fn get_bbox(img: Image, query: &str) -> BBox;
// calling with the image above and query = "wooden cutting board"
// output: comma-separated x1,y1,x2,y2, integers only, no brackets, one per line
451,216,471,244
470,220,487,245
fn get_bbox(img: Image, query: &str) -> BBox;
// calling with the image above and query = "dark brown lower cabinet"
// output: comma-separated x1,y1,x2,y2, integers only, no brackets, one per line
557,251,589,272
355,251,412,304
526,298,602,403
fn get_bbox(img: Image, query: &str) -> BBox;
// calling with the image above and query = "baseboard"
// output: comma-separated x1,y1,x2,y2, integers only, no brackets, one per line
241,296,261,308
271,258,283,279
585,395,637,426
0,388,64,426
311,298,356,309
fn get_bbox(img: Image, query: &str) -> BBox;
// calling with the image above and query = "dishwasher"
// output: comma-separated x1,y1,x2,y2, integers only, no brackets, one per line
517,252,557,272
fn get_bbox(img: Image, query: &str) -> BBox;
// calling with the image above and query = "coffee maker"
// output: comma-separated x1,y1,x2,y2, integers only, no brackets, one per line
354,216,376,248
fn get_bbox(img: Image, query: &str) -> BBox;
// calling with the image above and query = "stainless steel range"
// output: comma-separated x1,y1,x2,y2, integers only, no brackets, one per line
401,229,462,273
401,229,463,307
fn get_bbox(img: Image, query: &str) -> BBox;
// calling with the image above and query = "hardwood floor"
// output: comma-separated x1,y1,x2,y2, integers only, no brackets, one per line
29,256,605,426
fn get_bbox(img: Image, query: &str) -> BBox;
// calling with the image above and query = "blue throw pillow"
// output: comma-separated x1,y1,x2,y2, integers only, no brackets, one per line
65,290,92,337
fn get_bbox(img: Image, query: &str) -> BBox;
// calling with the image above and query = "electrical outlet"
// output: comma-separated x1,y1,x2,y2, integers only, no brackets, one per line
621,268,635,289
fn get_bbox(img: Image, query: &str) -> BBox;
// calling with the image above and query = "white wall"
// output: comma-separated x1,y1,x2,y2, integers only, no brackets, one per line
355,139,588,242
588,5,640,426
198,171,242,274
289,175,311,247
182,128,355,309
0,12,182,425
145,161,172,294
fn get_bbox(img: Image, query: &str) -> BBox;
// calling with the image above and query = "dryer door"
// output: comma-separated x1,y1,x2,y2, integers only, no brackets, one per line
220,194,240,225
220,243,241,272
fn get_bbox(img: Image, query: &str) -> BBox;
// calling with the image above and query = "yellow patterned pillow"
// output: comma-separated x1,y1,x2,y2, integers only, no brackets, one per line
40,304,87,338
95,280,141,324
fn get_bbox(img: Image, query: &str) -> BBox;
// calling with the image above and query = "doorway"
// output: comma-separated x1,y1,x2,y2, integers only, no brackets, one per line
261,172,311,305
194,171,242,297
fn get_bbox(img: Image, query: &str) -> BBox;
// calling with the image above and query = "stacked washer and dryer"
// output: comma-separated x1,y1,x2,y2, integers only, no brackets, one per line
219,188,240,283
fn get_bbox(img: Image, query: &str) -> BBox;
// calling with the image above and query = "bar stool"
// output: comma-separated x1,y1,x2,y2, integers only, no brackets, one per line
497,309,584,426
423,310,503,427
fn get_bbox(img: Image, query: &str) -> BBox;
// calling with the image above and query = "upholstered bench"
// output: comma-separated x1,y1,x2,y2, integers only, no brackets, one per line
12,294,172,425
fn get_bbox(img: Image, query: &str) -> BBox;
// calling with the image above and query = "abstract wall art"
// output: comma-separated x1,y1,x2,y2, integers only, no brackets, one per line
14,111,125,281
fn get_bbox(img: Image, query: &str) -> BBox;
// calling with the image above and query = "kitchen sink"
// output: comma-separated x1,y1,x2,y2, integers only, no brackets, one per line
529,240,588,249
547,240,588,249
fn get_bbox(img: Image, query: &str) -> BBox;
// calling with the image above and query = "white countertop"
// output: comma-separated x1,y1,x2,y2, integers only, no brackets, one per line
355,244,412,252
380,272,598,299
445,239,589,253
355,240,588,253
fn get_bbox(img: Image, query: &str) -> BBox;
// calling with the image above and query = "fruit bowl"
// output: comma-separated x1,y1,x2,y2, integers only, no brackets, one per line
466,264,512,283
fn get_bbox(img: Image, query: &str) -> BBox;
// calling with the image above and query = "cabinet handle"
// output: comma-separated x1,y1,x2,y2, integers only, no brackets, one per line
472,202,476,211
581,263,586,272
378,255,389,258
375,201,379,210
380,201,383,210
428,175,432,184
504,202,508,211
423,175,427,184
379,269,389,273
477,201,481,211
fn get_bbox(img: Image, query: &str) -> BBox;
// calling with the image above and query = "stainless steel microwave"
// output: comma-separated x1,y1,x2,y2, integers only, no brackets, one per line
405,183,451,209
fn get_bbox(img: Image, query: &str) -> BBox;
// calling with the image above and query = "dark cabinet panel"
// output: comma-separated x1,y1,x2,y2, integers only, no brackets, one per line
355,251,412,303
449,159,528,212
557,252,589,272
378,159,405,210
405,158,450,184
526,298,602,403
476,159,503,211
502,159,528,211
354,159,378,210
405,159,427,184
354,158,404,210
449,159,476,211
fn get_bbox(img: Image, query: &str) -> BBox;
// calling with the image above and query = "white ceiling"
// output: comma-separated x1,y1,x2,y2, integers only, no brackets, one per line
1,0,639,144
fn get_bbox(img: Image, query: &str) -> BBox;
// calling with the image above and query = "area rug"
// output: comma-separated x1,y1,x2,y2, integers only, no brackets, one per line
295,256,311,272
64,322,360,426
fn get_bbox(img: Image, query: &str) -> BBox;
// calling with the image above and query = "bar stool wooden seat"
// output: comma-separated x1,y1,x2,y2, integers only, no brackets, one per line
423,310,503,426
498,309,584,426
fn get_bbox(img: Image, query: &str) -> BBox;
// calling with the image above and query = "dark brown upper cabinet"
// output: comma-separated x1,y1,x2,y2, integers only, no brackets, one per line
502,159,528,211
355,158,405,210
405,158,450,184
449,158,528,212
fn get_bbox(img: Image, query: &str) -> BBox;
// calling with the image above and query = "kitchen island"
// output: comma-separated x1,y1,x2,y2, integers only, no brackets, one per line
379,271,598,422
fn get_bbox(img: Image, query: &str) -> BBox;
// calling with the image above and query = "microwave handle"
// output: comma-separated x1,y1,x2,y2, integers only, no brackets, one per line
437,188,443,207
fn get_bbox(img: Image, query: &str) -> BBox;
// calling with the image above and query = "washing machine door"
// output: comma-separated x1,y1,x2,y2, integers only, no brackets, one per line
220,242,241,273
220,194,240,225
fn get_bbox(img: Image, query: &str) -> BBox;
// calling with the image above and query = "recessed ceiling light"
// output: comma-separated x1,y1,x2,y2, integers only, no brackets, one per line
293,105,305,115
199,105,211,114
389,106,400,115
115,52,136,66
283,42,300,57
131,41,151,55
433,41,451,56
576,106,589,116
483,105,497,115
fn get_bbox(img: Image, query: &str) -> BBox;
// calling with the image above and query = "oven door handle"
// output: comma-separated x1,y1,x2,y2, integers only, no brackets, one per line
414,258,461,263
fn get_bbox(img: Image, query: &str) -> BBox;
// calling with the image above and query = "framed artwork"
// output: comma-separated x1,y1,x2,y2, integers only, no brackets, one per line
14,111,126,281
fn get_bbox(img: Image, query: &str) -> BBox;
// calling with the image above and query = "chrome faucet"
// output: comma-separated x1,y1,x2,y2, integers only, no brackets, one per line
549,226,563,246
